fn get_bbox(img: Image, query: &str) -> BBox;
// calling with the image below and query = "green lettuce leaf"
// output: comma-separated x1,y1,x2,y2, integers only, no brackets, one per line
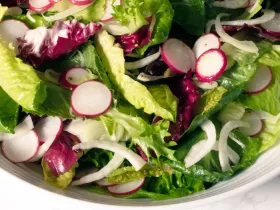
238,66,280,115
239,0,265,20
258,45,280,67
3,14,53,28
136,0,174,54
0,87,19,133
79,148,113,168
0,38,46,111
42,159,77,189
0,4,7,20
95,30,178,121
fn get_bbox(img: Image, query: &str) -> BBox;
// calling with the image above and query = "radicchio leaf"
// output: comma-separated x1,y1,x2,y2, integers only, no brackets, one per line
18,20,101,67
0,0,26,7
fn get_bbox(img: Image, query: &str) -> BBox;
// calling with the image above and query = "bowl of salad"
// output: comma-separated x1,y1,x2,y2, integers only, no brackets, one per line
1,0,280,208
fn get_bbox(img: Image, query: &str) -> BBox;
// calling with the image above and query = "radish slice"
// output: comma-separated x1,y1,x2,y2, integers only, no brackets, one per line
193,78,218,90
2,131,39,163
72,154,124,186
261,13,280,36
0,116,34,142
29,117,63,162
5,7,23,16
108,178,145,195
101,0,121,22
193,33,221,58
213,0,249,9
0,19,29,55
71,81,112,117
244,65,272,94
215,14,259,53
219,120,249,172
195,49,227,82
49,0,61,3
212,142,240,165
28,0,54,12
184,120,216,168
125,48,161,70
238,111,263,136
59,67,93,89
68,0,94,6
73,140,146,171
96,178,116,187
161,39,196,74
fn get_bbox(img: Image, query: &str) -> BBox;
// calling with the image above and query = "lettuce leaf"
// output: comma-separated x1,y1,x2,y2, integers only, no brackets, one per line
95,30,178,121
0,4,7,20
0,87,19,133
0,38,46,111
238,66,280,115
258,45,280,67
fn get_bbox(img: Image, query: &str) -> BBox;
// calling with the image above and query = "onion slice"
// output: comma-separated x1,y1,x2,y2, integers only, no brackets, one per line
229,133,246,149
43,3,93,22
71,154,124,186
125,48,161,70
73,140,146,171
254,111,280,124
213,0,249,9
184,120,216,168
218,120,249,172
212,142,240,165
215,14,259,53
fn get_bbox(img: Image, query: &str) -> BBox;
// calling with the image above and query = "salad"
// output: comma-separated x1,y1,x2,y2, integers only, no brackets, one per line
1,0,280,200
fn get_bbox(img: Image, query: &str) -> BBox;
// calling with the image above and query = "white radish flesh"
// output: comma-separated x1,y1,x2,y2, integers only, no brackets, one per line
244,65,272,94
195,49,227,82
2,131,39,163
239,111,263,136
28,0,54,12
71,81,112,117
193,33,221,58
5,7,23,16
73,140,146,171
261,13,280,36
108,178,145,195
184,120,216,168
59,67,93,89
193,77,218,90
68,0,94,6
101,0,121,22
96,178,116,187
161,38,196,74
0,20,29,55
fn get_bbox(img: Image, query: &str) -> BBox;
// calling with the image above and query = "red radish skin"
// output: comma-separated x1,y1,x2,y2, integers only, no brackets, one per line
195,49,227,82
68,0,93,6
244,65,272,94
161,38,196,74
96,178,116,187
108,178,145,195
2,131,39,163
239,112,264,137
193,33,221,58
101,0,121,22
28,0,54,12
59,67,91,89
71,81,112,118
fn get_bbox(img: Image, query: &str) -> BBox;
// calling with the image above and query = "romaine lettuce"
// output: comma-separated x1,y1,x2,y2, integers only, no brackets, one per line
0,4,7,20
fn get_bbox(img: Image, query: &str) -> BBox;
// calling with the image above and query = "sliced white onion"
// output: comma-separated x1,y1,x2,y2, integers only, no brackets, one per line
219,120,249,172
71,154,124,186
215,14,259,53
212,142,240,165
248,0,260,14
43,3,93,22
5,7,23,16
213,0,248,9
254,111,280,124
193,77,218,90
26,10,36,23
137,73,166,82
184,120,216,168
229,133,246,149
73,140,146,171
125,49,161,70
44,69,60,84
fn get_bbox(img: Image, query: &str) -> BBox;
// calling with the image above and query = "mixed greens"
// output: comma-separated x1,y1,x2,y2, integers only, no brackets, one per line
1,0,280,200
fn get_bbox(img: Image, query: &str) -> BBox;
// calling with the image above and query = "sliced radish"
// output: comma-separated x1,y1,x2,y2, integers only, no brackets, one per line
244,65,272,94
59,67,92,89
108,178,145,195
195,49,227,82
2,131,39,163
261,13,280,36
29,117,63,162
101,0,121,22
161,38,196,74
0,115,34,142
5,7,23,16
193,33,221,58
28,0,54,12
71,81,112,117
239,111,263,136
0,19,29,55
49,0,61,3
68,0,93,6
96,178,116,187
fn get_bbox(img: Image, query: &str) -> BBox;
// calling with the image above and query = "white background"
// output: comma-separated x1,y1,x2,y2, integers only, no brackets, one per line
0,168,279,210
